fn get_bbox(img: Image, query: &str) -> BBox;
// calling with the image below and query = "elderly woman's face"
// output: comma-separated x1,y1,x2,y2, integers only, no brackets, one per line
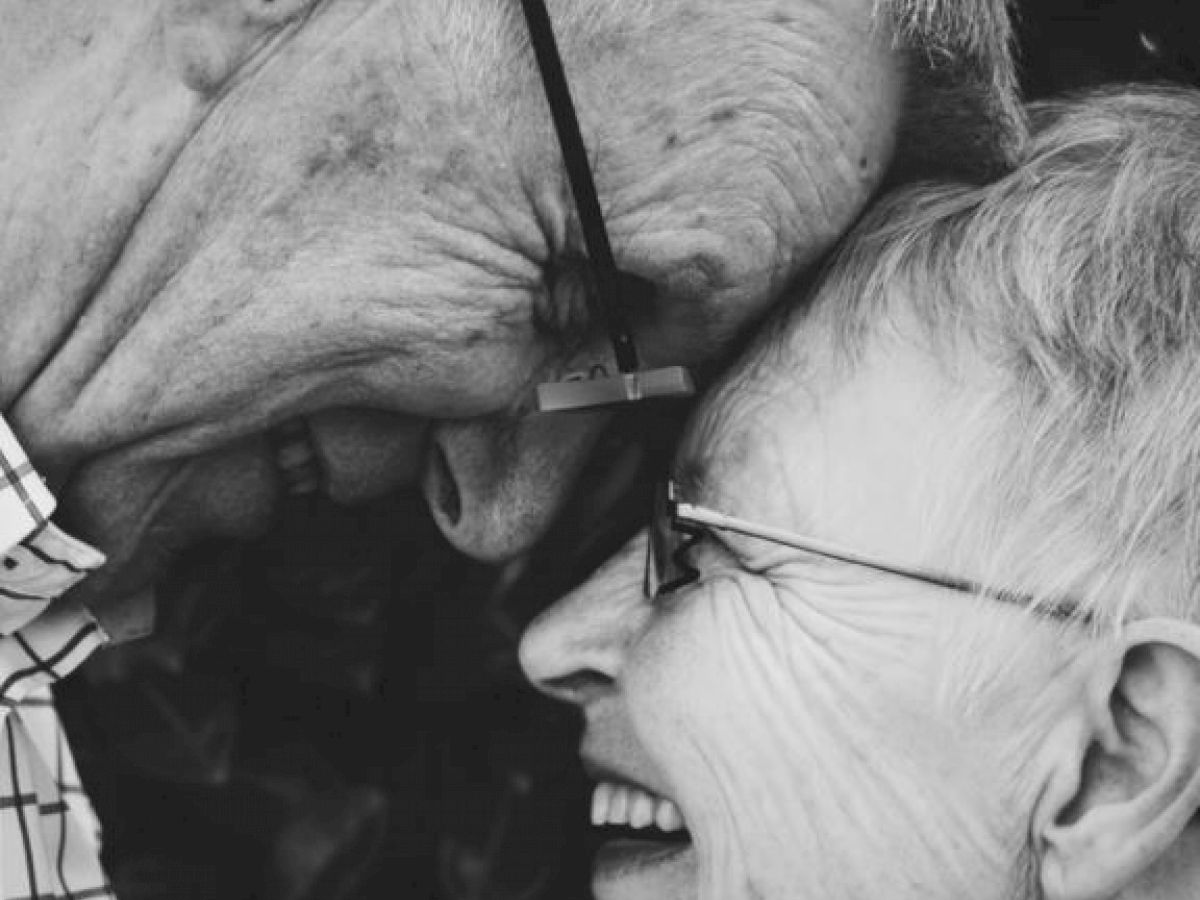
521,332,1077,900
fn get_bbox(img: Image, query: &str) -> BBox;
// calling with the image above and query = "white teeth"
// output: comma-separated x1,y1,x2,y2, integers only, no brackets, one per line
629,791,655,828
655,799,684,832
610,785,629,824
277,439,315,470
590,781,686,834
273,421,321,495
591,782,612,826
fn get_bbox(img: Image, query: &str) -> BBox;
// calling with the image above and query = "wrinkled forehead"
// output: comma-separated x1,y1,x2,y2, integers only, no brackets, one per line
323,0,901,192
211,0,903,357
331,1,894,113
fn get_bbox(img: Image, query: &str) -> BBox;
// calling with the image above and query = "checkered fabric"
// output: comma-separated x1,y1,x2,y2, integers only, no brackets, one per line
0,416,113,899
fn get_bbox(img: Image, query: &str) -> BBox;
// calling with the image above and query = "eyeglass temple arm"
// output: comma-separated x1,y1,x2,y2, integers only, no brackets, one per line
674,501,1080,620
519,0,639,373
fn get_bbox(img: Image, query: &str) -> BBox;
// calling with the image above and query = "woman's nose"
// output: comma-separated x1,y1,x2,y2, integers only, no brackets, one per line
519,532,651,706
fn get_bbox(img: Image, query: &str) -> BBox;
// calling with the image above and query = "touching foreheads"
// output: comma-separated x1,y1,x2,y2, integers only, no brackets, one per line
795,85,1200,626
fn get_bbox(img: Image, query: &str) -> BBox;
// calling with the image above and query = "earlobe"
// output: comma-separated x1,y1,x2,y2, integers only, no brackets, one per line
1036,618,1200,900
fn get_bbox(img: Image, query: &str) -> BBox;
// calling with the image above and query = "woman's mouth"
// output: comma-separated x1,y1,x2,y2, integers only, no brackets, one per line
589,780,694,888
591,781,688,835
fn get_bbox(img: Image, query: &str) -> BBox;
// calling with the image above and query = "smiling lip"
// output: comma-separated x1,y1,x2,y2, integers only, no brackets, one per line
594,837,693,885
583,761,695,891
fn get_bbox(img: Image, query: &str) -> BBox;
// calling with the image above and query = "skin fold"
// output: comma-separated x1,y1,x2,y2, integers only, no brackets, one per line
0,0,905,623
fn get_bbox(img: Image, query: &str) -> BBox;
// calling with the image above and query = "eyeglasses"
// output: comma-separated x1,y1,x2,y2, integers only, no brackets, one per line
519,0,696,412
645,480,1082,621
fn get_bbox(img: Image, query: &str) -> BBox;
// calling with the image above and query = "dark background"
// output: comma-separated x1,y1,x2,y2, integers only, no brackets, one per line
55,3,1200,898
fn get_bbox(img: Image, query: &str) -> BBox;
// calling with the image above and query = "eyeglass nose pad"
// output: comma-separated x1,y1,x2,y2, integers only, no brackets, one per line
536,267,696,411
535,366,695,412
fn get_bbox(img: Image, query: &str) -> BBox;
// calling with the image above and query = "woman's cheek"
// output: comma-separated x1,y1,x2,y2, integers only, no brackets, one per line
620,574,864,820
623,569,958,811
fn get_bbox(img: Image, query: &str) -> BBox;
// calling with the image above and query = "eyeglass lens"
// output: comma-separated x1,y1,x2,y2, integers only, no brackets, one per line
645,481,702,599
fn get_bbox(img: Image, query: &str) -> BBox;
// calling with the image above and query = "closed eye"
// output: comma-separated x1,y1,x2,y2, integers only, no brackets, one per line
533,256,660,353
652,523,708,603
672,525,773,592
669,524,704,582
532,255,596,347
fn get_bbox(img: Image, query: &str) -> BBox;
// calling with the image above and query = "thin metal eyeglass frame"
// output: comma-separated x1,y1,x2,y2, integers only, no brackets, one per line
647,479,1082,622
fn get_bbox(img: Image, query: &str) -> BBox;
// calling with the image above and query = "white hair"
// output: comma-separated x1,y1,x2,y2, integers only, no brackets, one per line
806,84,1200,626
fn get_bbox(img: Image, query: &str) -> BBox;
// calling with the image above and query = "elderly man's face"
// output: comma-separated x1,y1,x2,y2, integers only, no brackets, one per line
521,327,1082,900
0,0,904,614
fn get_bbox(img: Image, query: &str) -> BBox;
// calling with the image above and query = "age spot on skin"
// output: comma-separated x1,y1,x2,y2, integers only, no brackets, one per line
436,147,472,184
303,62,406,180
708,107,740,125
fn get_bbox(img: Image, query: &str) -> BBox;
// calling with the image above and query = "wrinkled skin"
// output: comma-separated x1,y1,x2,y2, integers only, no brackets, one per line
0,0,901,621
520,326,1084,900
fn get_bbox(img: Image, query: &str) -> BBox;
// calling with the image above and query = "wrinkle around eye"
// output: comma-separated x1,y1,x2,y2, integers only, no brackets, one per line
768,565,942,676
692,564,789,636
669,531,762,601
695,569,822,711
530,257,593,344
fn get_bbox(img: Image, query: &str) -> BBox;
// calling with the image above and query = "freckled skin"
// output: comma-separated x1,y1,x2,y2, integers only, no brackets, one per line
0,0,903,614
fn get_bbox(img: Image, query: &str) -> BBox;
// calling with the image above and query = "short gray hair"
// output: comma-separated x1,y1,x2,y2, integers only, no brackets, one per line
807,84,1200,624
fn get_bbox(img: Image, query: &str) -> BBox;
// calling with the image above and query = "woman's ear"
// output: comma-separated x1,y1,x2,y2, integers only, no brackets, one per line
1035,618,1200,900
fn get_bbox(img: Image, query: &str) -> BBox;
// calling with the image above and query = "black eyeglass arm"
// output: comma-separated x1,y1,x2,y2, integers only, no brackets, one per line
519,0,640,373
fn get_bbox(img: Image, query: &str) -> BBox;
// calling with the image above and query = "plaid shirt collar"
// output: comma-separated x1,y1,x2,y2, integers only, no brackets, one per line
0,415,114,900
0,414,105,644
0,417,105,641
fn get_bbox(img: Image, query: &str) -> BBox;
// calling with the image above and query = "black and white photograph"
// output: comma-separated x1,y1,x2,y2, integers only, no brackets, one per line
1,1,1199,897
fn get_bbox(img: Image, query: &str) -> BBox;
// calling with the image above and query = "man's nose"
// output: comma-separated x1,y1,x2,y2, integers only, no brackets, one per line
424,409,613,561
519,532,651,706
